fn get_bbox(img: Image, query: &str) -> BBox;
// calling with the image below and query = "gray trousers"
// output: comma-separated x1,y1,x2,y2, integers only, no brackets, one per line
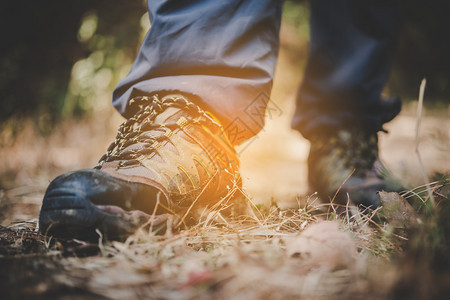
113,0,400,144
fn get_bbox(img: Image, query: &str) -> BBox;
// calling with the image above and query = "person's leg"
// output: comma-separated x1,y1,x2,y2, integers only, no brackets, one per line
293,0,400,138
39,0,284,240
114,0,283,144
292,0,402,208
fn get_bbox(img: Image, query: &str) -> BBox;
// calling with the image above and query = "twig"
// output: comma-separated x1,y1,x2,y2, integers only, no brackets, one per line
176,170,218,228
149,191,161,233
0,224,18,233
415,78,435,206
331,169,355,204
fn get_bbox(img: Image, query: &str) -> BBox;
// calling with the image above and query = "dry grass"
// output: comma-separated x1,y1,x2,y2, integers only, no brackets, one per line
1,181,448,299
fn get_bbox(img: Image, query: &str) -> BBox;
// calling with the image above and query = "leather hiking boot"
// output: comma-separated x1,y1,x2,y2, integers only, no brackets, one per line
39,94,241,240
308,129,403,210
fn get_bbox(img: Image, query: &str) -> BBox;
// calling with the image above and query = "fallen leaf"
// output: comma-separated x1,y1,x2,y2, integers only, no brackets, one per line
379,192,422,229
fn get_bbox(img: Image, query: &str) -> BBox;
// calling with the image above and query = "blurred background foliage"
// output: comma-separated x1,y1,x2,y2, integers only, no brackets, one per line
0,0,449,131
0,0,147,132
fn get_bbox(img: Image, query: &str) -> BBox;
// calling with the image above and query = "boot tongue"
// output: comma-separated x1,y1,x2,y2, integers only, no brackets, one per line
142,106,194,141
153,107,185,125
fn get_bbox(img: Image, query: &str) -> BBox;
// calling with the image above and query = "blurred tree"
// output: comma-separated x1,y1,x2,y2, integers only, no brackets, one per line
0,0,146,125
391,1,450,102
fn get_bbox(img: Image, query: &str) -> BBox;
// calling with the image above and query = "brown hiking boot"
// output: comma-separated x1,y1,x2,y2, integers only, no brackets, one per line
308,129,403,210
39,94,241,240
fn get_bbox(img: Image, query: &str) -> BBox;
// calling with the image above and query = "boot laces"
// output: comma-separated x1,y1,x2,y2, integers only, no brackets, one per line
95,95,209,169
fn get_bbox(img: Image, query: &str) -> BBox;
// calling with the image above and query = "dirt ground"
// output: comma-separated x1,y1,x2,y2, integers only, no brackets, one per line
0,19,449,299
